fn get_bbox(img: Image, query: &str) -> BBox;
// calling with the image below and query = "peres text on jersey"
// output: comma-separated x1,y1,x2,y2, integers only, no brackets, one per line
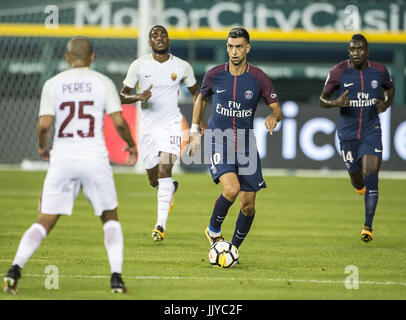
62,82,92,94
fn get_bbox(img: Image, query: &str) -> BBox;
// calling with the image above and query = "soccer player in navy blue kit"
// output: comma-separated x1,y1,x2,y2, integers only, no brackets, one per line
320,34,395,242
189,28,282,252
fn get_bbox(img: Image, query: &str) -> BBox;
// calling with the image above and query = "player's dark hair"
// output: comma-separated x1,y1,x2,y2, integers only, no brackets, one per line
149,25,168,38
350,34,368,48
227,27,250,43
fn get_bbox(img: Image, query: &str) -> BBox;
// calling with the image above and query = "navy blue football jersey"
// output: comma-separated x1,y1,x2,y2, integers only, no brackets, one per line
201,62,278,137
323,59,393,140
200,62,278,191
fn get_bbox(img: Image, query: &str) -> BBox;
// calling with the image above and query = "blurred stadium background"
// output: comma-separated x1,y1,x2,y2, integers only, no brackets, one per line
0,0,405,174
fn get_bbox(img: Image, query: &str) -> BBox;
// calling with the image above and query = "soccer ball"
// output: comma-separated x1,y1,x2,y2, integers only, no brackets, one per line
208,241,239,268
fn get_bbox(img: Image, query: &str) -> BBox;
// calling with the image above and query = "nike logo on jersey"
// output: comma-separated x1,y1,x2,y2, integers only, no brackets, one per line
216,89,226,93
374,148,382,153
145,75,152,77
343,83,354,87
258,181,265,187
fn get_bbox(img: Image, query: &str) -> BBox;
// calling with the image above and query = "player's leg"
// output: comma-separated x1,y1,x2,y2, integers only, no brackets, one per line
2,213,59,294
340,139,365,194
230,153,265,249
232,191,256,249
80,160,126,293
152,152,177,241
146,165,159,188
360,154,381,242
3,162,77,294
100,210,123,275
100,210,126,293
159,153,179,215
151,121,182,241
205,172,240,244
13,213,59,267
349,169,366,195
141,131,160,188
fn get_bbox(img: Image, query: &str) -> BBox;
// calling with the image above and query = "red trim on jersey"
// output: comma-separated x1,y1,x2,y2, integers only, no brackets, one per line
233,117,237,152
357,70,365,139
233,75,237,101
233,75,237,151
360,70,364,92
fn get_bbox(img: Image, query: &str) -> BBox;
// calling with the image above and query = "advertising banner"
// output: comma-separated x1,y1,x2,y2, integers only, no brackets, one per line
179,101,406,171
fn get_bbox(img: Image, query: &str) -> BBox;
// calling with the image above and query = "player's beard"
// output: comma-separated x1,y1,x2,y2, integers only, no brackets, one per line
230,56,245,67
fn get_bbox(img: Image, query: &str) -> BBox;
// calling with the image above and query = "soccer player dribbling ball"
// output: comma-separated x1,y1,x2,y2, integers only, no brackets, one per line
120,25,202,242
2,37,137,294
319,34,395,242
188,27,283,255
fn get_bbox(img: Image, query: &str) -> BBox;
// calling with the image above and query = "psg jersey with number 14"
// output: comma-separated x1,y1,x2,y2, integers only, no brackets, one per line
323,59,393,141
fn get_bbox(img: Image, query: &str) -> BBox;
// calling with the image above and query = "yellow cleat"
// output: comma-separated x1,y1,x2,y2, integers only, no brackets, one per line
355,186,366,195
152,225,165,242
361,226,374,242
2,265,21,294
2,277,18,294
205,226,224,246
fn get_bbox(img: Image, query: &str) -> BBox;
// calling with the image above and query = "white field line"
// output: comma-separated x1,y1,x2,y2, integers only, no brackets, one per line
23,273,406,287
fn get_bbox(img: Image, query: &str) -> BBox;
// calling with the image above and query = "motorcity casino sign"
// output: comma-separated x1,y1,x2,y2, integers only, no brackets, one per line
69,1,406,32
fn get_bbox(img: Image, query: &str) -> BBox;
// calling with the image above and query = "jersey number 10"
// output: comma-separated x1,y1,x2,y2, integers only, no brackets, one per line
58,101,95,138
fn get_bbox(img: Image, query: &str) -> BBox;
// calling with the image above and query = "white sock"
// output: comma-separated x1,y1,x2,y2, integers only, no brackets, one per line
12,223,47,269
103,220,123,274
156,177,175,230
208,228,222,238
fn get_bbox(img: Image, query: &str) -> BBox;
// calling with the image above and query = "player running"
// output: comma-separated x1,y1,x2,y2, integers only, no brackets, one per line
320,34,395,242
189,27,282,252
120,25,201,242
2,37,137,294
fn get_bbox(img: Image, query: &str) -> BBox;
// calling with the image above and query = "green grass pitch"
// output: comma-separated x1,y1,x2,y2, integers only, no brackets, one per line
0,170,405,300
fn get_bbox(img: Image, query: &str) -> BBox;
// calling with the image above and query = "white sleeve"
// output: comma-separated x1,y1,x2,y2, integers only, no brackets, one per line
122,59,141,89
105,78,123,115
181,60,197,88
38,80,55,116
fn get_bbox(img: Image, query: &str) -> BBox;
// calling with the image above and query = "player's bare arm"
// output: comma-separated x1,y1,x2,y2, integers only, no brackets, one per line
37,115,54,161
376,86,395,114
265,102,283,135
187,84,207,134
109,111,138,165
319,90,350,108
119,84,152,104
188,93,208,156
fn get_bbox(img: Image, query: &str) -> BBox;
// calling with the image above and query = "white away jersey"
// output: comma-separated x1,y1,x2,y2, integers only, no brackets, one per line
39,67,122,162
123,54,196,131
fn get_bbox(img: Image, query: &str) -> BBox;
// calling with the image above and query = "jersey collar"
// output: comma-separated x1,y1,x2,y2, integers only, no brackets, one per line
150,53,173,63
225,62,249,76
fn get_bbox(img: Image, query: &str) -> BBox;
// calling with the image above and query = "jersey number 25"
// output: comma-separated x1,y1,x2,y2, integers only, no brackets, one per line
58,101,95,138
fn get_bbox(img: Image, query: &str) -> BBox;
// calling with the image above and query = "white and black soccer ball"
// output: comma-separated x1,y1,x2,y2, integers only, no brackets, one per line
208,241,239,268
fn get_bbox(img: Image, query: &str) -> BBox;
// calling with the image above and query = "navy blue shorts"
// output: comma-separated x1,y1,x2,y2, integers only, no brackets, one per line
339,131,382,173
207,147,266,192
